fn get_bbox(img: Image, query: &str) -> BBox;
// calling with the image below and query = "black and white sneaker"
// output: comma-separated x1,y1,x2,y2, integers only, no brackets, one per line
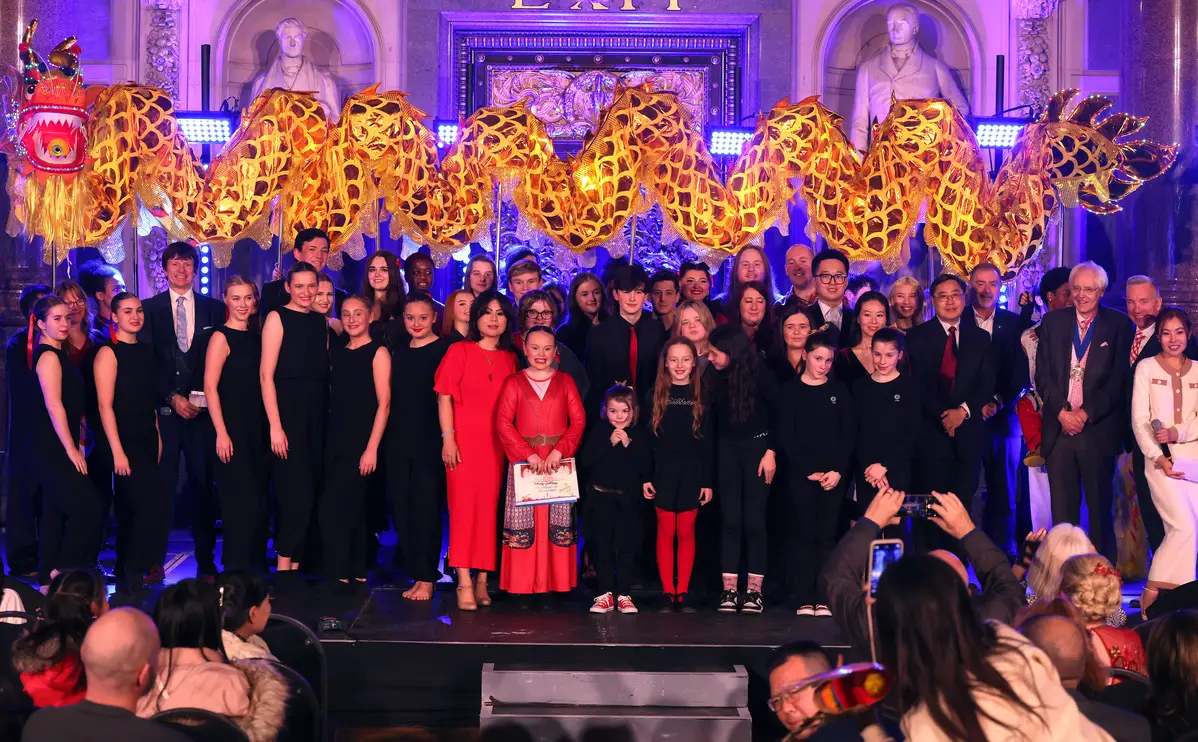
717,590,739,613
742,591,764,614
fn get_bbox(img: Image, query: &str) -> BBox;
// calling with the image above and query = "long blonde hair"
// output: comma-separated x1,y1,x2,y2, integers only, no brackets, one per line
888,276,926,327
651,337,704,437
1027,524,1096,600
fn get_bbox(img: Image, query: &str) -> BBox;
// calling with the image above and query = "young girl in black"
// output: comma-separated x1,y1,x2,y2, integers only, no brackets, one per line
707,324,779,614
853,328,921,506
580,386,652,615
644,338,712,613
778,332,854,617
320,295,391,584
93,293,163,596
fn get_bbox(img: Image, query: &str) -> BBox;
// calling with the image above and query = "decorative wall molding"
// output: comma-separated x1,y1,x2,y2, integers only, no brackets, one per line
1013,0,1060,113
143,0,182,99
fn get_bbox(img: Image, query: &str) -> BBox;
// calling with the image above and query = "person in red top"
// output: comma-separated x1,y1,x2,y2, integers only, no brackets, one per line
1059,554,1148,679
436,290,519,611
496,326,587,596
12,569,108,707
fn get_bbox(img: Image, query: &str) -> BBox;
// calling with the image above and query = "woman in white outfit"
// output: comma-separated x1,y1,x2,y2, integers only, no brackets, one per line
1132,307,1198,614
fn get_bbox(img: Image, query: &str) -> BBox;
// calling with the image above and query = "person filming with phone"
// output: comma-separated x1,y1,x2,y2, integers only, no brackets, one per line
822,488,1024,654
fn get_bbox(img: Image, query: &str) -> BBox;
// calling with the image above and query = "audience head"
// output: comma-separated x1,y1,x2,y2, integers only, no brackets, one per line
650,270,680,320
871,327,905,374
161,242,198,293
1017,597,1106,690
1147,610,1198,724
888,276,925,326
19,283,51,319
610,263,650,320
404,290,438,340
443,288,473,336
285,260,320,310
466,255,497,296
1039,266,1073,311
467,290,516,350
506,259,543,302
403,251,435,294
803,331,836,380
968,263,1001,311
775,304,813,356
33,295,70,343
1059,553,1122,625
223,275,257,325
292,227,331,272
678,261,712,302
848,290,890,346
846,274,879,307
1026,523,1096,600
518,289,557,333
1069,261,1108,316
55,279,90,331
728,246,773,300
80,608,161,707
602,384,638,429
312,274,335,317
79,261,125,315
784,244,816,294
363,249,405,319
674,299,716,352
16,568,108,674
508,248,537,265
154,578,225,656
1157,307,1192,359
567,271,606,324
729,280,771,334
766,640,833,735
811,250,850,305
218,570,272,638
930,274,967,323
928,549,970,586
652,338,703,436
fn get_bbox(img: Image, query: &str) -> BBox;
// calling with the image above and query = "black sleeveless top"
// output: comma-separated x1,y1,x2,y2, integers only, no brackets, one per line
110,341,158,450
329,341,380,453
31,344,84,448
274,307,329,383
213,326,263,437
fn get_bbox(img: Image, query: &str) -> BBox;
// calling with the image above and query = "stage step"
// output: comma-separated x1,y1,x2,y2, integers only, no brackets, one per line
480,663,751,741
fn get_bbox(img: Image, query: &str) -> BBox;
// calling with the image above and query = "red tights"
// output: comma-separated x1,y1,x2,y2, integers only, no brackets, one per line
655,508,697,595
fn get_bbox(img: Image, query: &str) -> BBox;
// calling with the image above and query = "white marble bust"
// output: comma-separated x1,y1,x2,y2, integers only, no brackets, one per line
250,17,341,120
850,2,970,152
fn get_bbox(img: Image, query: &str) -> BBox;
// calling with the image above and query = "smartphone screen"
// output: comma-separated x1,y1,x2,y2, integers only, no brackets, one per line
869,539,904,597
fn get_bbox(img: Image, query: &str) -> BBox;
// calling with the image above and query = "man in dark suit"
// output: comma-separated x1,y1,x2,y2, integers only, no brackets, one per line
139,242,227,580
962,263,1030,556
802,250,856,349
1035,262,1133,560
1125,275,1198,553
907,274,996,547
584,262,666,410
260,227,347,317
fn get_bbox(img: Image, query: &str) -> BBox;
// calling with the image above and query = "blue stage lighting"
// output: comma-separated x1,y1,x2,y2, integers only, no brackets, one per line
973,117,1032,149
176,112,241,144
434,122,460,149
708,128,754,156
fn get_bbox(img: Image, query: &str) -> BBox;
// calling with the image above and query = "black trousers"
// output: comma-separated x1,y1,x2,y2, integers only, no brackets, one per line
1047,431,1116,560
1132,448,1165,552
273,382,325,561
387,450,444,583
113,450,167,594
982,415,1021,556
789,475,844,606
87,436,114,554
5,446,42,574
717,437,770,576
915,448,981,554
36,451,103,580
320,452,368,581
215,433,267,573
157,411,216,570
586,486,638,596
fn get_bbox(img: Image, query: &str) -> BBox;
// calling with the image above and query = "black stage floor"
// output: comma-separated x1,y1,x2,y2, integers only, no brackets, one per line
270,582,849,740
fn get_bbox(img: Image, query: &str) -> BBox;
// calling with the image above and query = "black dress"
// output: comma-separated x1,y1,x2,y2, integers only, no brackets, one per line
833,347,870,386
387,337,451,583
320,340,382,580
272,307,329,562
647,384,713,512
30,345,103,578
852,373,922,505
212,326,266,572
108,341,165,593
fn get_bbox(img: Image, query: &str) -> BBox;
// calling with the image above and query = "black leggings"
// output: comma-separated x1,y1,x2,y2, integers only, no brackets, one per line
319,451,368,581
216,432,267,572
788,474,844,606
36,451,103,579
388,450,444,583
586,487,639,596
113,450,167,594
717,437,770,576
273,381,326,560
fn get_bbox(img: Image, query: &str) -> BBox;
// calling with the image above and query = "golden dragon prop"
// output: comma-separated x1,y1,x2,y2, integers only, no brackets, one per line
3,21,1176,276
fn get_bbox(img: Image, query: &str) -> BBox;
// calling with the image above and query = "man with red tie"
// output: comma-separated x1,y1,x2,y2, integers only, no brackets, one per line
905,274,996,546
583,263,666,414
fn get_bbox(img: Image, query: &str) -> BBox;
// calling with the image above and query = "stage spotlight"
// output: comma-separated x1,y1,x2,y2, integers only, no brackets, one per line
176,111,241,144
434,122,460,149
708,128,755,156
973,117,1032,149
199,244,212,295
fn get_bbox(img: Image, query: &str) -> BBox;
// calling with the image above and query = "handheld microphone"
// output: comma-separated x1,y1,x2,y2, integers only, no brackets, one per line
1152,419,1173,461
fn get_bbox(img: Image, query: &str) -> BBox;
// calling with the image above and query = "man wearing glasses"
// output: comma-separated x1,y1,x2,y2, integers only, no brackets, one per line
904,274,996,549
802,250,856,348
1034,262,1132,560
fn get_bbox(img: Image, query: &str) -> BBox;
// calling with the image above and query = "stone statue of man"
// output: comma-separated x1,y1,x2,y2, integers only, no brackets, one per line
850,2,970,152
250,17,341,120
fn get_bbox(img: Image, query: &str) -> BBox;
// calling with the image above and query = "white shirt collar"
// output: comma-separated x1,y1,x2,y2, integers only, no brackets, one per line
939,318,961,334
1135,324,1155,339
169,287,195,303
818,299,842,315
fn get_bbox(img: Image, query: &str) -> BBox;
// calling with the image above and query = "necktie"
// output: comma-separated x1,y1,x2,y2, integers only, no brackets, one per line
1130,330,1145,365
175,295,190,353
628,325,638,388
939,326,957,395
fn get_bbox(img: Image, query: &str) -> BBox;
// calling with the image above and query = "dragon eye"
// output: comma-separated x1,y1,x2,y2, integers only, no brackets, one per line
46,137,70,157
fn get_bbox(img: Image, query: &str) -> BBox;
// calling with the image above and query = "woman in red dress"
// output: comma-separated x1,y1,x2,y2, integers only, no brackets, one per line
435,290,518,611
496,326,586,596
1059,553,1148,679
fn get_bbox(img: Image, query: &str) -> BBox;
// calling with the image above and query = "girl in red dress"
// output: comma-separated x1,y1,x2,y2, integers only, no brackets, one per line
435,291,518,611
496,326,587,596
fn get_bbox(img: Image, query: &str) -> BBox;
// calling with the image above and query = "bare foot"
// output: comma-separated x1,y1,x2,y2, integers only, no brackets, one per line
403,581,435,601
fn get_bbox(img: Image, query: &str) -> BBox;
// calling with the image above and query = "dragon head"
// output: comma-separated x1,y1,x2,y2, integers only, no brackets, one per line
14,20,88,181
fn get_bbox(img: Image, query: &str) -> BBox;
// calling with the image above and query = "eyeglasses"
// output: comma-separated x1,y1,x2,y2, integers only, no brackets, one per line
63,299,87,308
767,683,809,712
525,310,555,321
933,292,963,302
1072,286,1101,296
816,273,847,285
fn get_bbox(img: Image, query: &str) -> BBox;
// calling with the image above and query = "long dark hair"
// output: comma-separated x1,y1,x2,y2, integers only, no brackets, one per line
709,324,759,425
217,570,271,633
727,280,774,350
875,555,1044,742
844,290,891,348
564,271,608,329
152,578,228,707
467,290,516,351
1147,610,1198,725
724,245,775,301
362,249,405,321
12,569,105,689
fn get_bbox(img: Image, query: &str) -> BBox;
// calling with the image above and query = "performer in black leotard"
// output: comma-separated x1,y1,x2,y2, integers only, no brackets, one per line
93,292,164,596
320,295,391,584
204,276,267,572
29,296,103,581
261,262,329,572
